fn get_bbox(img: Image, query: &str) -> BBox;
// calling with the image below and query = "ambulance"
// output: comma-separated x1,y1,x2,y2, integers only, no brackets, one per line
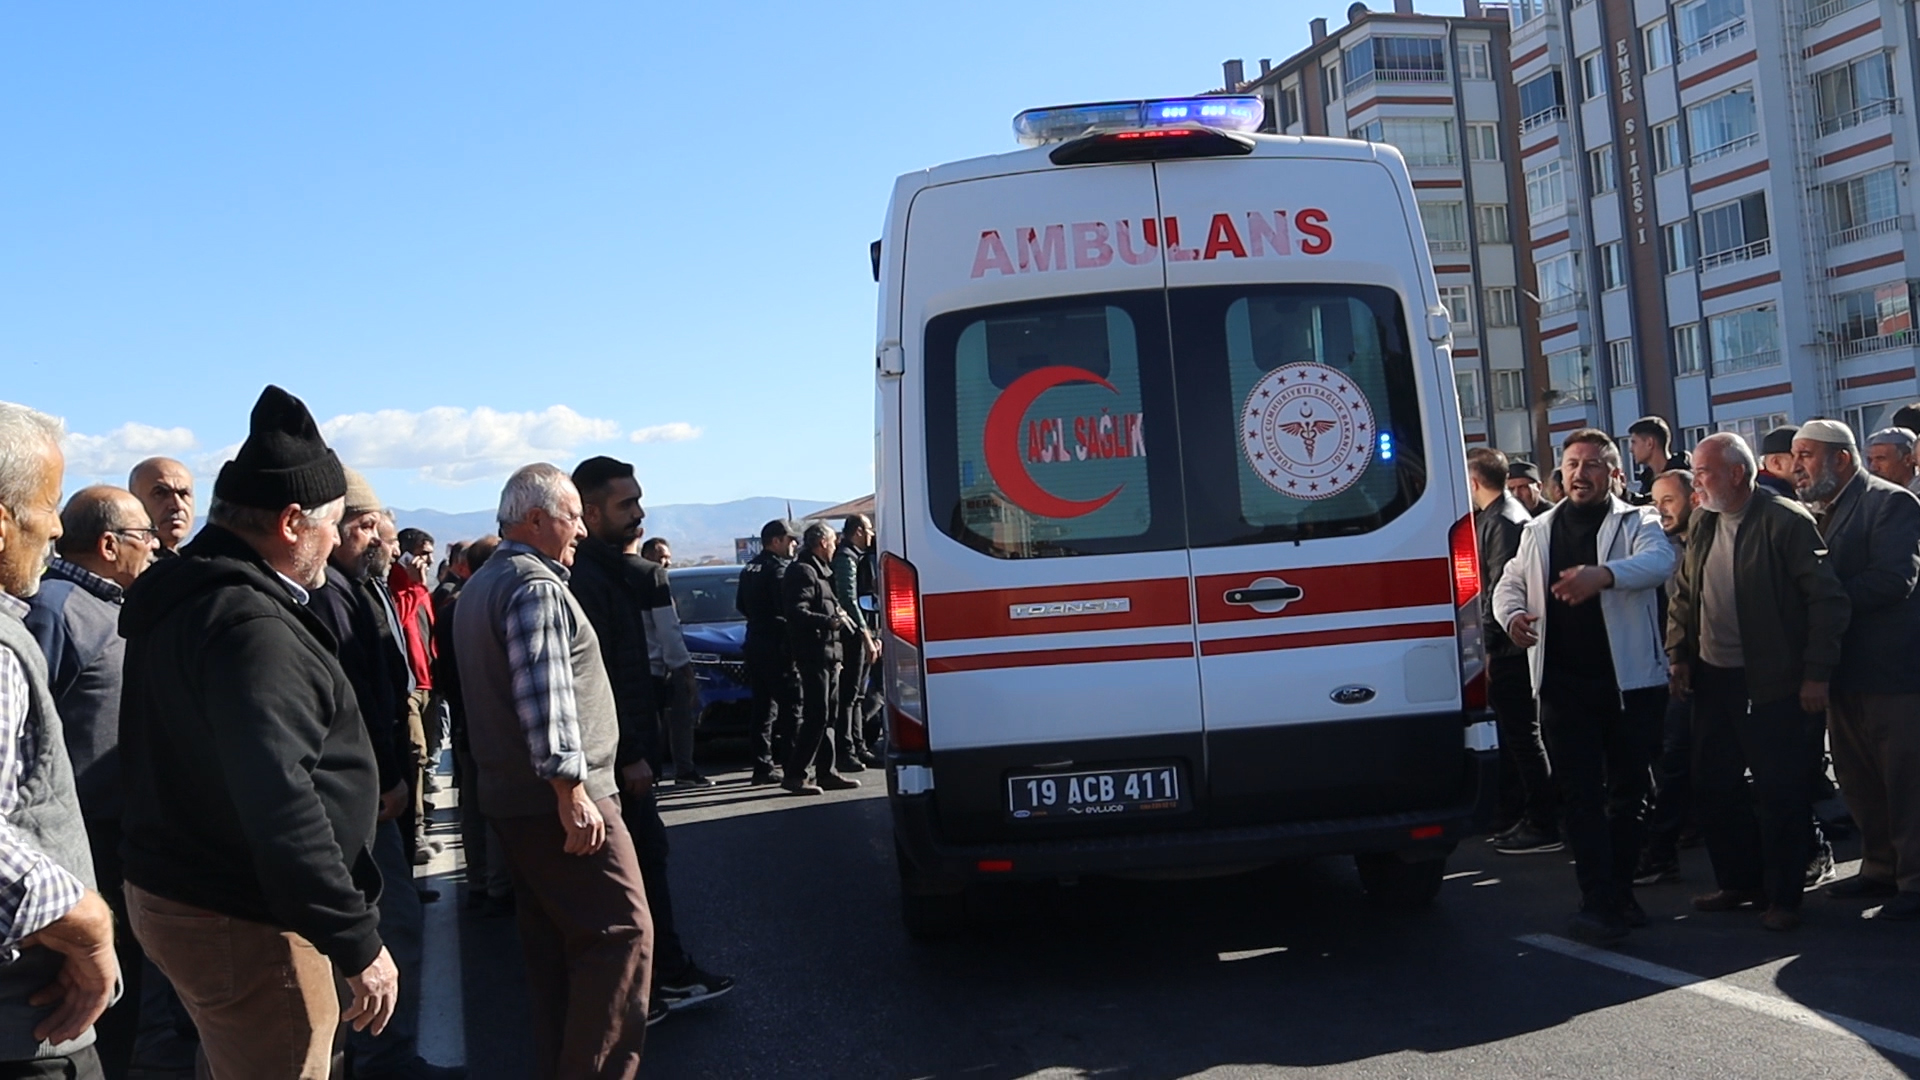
869,96,1499,936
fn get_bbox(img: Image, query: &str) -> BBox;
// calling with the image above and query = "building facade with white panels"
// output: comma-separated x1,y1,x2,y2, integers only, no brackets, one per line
1224,0,1551,459
1506,0,1920,454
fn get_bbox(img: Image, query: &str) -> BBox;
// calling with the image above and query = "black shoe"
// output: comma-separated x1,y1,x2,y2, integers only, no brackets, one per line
416,887,440,903
782,777,824,796
859,752,882,768
354,1056,468,1080
835,757,869,774
481,893,516,918
1806,845,1836,889
818,773,861,791
657,960,736,1011
1633,850,1680,887
1493,824,1564,855
1566,909,1630,946
674,772,716,789
1618,895,1649,928
749,769,781,786
1829,874,1900,900
1871,892,1920,921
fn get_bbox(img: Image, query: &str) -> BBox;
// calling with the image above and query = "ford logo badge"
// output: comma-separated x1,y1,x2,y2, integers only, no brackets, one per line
1331,685,1376,705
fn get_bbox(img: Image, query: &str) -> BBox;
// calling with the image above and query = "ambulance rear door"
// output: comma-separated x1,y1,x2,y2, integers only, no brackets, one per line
898,161,1206,845
1153,150,1473,827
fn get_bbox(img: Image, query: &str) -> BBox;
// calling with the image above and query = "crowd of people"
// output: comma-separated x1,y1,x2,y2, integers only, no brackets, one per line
1472,408,1920,946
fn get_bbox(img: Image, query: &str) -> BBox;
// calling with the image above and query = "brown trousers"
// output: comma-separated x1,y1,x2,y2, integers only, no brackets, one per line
492,796,652,1080
1829,691,1920,891
124,885,339,1080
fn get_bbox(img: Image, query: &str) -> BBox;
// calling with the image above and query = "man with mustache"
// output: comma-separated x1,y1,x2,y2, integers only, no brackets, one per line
127,459,194,559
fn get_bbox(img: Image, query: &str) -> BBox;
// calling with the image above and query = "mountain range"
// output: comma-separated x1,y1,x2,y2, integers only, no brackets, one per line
392,496,840,563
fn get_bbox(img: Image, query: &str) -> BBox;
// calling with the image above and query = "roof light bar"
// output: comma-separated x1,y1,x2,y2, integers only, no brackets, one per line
1013,96,1264,147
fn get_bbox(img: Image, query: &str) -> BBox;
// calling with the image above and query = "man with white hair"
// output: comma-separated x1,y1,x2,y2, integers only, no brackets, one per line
1790,420,1920,921
453,463,652,1076
1864,427,1920,497
1667,432,1850,932
0,401,118,1077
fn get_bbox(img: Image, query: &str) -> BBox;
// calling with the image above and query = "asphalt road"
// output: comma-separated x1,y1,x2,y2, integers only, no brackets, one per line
416,753,1920,1079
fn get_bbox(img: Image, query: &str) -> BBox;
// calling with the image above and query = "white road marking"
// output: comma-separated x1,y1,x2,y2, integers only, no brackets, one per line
417,765,467,1067
1517,933,1920,1062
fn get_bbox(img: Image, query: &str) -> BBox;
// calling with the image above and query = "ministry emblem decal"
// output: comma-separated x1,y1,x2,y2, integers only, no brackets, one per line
1241,362,1376,501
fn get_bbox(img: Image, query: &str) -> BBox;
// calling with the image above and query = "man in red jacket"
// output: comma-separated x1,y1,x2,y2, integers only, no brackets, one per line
389,525,439,865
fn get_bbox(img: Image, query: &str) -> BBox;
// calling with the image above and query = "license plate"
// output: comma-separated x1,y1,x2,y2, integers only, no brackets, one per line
1006,763,1187,820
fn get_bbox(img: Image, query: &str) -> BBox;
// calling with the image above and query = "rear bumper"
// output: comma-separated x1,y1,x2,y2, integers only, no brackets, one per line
890,745,1499,890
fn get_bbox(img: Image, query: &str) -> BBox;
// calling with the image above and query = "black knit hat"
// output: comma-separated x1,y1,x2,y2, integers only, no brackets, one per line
213,386,348,510
1507,460,1541,483
1760,424,1800,456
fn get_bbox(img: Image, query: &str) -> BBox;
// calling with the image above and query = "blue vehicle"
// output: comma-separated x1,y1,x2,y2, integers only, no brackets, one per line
669,565,754,740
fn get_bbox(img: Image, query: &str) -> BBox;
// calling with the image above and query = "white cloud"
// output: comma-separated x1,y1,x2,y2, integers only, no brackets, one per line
629,422,702,444
320,405,623,483
61,423,199,479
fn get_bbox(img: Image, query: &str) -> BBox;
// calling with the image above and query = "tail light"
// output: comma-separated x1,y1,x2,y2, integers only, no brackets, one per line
880,553,929,754
1449,513,1487,711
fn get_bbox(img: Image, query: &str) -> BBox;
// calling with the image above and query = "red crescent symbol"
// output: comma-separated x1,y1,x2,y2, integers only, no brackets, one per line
983,365,1124,520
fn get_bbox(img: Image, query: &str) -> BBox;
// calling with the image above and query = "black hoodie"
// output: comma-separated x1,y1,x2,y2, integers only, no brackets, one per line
118,525,384,975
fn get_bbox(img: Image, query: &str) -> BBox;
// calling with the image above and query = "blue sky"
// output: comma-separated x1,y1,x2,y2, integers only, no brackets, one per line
2,1,1352,511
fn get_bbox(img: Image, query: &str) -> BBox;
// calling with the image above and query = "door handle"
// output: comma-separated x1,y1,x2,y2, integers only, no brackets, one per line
1225,586,1304,605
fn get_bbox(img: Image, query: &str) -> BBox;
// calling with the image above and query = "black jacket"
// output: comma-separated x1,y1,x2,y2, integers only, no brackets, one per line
736,549,794,676
1475,492,1532,659
566,537,658,768
783,551,847,668
1817,469,1920,694
1634,450,1693,498
118,525,383,975
310,564,406,795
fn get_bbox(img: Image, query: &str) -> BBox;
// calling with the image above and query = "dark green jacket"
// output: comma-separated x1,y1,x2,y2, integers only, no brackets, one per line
1665,488,1850,705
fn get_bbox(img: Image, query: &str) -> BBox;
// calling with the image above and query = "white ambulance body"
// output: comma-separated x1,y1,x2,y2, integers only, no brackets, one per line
870,98,1498,936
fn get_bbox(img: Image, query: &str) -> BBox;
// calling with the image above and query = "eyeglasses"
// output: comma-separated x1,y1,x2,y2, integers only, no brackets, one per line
111,527,161,542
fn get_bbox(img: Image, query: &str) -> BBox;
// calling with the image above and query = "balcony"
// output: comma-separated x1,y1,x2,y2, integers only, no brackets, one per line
1510,0,1556,33
1803,0,1869,27
1540,291,1587,315
1403,152,1461,167
1837,328,1920,358
1816,97,1901,137
1698,238,1771,271
1679,19,1748,62
1831,215,1911,246
1711,348,1782,376
1691,132,1759,165
1347,69,1450,92
1521,105,1567,133
1429,239,1470,253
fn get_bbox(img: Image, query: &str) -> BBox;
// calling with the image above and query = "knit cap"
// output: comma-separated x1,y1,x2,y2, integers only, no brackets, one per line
342,467,382,518
1760,425,1800,456
213,386,347,510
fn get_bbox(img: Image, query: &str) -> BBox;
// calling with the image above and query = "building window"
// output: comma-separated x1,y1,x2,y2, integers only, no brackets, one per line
1832,281,1918,355
1354,118,1458,166
1673,323,1704,375
1494,369,1528,411
1468,122,1501,162
1677,0,1748,60
1456,370,1484,418
1697,192,1771,268
1486,286,1519,326
1280,85,1301,129
1663,220,1697,273
1440,285,1475,332
1687,87,1758,162
1718,412,1791,453
1651,121,1684,173
1683,424,1710,448
1536,251,1584,313
1520,71,1567,130
1322,60,1341,103
1421,201,1469,251
1707,305,1781,374
1600,242,1627,290
1477,204,1512,244
1643,19,1674,70
1344,35,1449,90
1580,52,1607,100
1589,146,1618,193
1526,159,1567,218
1827,166,1902,243
1815,53,1896,136
1458,41,1493,80
1511,0,1552,27
1548,347,1596,403
1608,340,1636,386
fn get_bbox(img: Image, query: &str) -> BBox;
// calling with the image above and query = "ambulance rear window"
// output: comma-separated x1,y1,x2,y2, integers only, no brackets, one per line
923,293,1187,560
1168,284,1427,546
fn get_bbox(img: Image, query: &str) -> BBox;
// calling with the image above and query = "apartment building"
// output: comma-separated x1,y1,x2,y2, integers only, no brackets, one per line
1505,0,1920,455
1224,0,1550,458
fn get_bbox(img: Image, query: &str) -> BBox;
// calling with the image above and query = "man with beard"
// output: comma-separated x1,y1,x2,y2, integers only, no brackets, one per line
1790,420,1920,921
567,458,733,1022
127,458,194,559
1668,433,1849,932
119,386,397,1074
780,523,861,796
1635,469,1697,886
1491,430,1675,944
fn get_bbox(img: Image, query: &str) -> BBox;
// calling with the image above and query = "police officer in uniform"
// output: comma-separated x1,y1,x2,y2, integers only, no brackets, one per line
737,520,801,785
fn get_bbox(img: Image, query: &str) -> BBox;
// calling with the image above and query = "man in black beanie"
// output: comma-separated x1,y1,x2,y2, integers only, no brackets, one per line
118,386,399,1077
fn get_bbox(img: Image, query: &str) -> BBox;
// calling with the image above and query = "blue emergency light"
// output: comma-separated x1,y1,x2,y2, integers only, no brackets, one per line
1378,431,1395,462
1014,96,1265,147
